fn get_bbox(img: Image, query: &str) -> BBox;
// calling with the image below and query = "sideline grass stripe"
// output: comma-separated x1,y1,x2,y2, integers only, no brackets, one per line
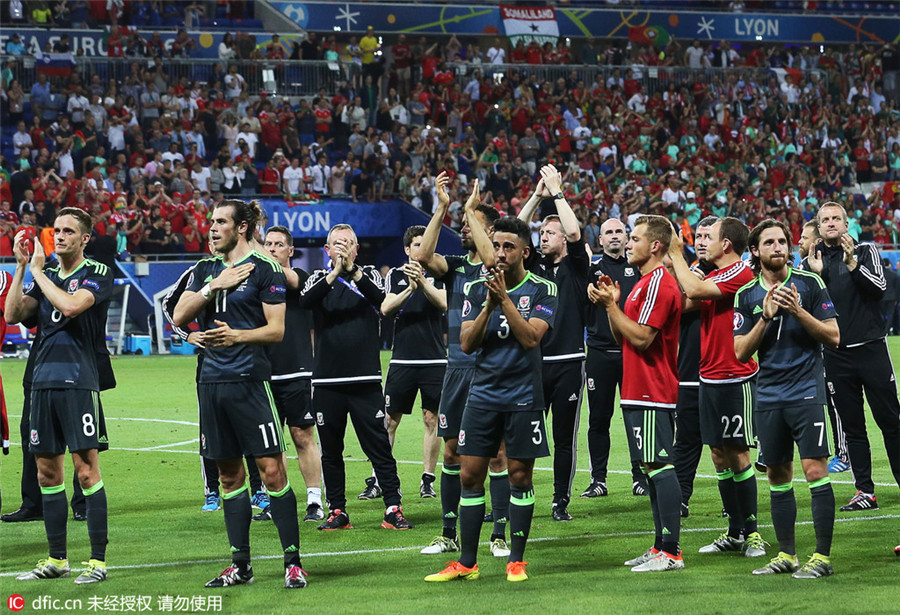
2,514,896,578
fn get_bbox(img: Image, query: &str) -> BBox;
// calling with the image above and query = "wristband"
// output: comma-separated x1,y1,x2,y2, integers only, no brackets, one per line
347,264,360,277
554,192,565,200
201,283,213,300
761,314,772,323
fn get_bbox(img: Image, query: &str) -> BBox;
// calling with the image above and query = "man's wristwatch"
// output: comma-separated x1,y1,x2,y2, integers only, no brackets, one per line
553,191,565,200
346,264,360,277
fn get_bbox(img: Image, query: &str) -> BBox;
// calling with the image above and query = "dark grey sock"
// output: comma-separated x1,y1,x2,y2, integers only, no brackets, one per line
42,488,68,560
646,473,663,551
222,487,252,566
769,485,796,555
489,471,509,540
84,482,108,562
717,470,742,538
650,468,682,555
458,488,485,568
441,464,461,539
810,481,835,557
269,484,301,567
508,485,535,563
734,465,758,535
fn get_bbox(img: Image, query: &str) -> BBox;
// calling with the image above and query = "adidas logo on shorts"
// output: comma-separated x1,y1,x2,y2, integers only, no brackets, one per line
304,413,313,420
375,410,385,419
568,393,578,402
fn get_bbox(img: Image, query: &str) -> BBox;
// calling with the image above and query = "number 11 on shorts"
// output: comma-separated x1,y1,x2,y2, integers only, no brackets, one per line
258,421,277,448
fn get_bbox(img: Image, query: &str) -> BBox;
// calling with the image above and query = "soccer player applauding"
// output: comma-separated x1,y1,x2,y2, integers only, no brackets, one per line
589,216,683,572
425,218,557,583
734,220,840,579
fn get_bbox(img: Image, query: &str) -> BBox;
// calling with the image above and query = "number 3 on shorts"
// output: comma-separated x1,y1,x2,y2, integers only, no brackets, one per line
633,426,642,450
530,420,542,445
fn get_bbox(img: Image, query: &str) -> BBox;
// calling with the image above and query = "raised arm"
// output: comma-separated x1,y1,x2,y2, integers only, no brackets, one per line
539,165,581,242
416,171,451,276
463,182,495,269
27,238,96,319
4,233,39,325
667,229,725,300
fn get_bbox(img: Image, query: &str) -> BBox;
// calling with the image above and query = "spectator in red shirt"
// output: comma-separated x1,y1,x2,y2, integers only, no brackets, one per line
258,158,282,195
391,34,412,98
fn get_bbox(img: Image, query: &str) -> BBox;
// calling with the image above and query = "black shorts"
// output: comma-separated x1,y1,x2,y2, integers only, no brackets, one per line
29,389,105,455
270,378,314,427
384,363,446,415
199,381,286,460
757,404,831,466
437,366,475,438
622,406,675,465
457,407,550,460
699,378,757,448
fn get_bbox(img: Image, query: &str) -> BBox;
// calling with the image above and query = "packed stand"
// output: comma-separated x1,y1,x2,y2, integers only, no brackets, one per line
1,24,899,261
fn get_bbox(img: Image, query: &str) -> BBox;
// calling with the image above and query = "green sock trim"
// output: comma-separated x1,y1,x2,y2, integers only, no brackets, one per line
442,466,461,476
460,496,486,506
770,482,793,492
488,470,509,478
41,484,65,495
734,467,754,482
808,477,831,490
716,469,734,480
812,553,831,563
82,480,105,497
647,465,675,479
222,484,249,500
510,493,536,506
269,482,292,498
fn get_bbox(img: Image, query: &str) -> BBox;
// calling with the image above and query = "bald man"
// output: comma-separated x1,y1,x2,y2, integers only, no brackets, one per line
581,218,646,498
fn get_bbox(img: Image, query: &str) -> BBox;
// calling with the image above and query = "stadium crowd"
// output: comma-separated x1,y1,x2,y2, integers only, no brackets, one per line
1,23,899,263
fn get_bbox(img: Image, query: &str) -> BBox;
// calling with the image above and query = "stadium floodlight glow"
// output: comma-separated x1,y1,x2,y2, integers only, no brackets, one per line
334,26,341,31
756,35,763,41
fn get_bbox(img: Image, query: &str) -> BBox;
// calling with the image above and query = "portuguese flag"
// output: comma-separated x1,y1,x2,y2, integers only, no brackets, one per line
629,26,670,47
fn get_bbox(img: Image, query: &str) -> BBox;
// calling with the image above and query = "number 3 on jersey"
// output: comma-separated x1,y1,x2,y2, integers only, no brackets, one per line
497,314,510,339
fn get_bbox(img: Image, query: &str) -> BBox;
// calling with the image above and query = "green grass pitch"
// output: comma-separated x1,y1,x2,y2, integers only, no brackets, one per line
2,344,900,615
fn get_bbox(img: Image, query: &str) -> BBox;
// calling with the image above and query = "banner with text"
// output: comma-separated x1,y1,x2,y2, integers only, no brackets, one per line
500,5,559,46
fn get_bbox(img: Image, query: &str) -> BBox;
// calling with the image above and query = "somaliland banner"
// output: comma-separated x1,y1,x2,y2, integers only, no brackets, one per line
500,5,559,46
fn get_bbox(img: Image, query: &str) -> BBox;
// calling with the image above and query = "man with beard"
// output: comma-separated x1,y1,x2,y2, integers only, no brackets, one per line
735,219,839,578
426,217,556,583
417,176,511,558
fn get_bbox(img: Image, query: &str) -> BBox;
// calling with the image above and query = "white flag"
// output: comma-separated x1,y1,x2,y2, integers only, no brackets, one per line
500,5,559,46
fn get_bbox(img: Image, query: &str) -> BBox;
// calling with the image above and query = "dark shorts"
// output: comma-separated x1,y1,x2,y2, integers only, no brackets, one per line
270,377,314,427
457,407,550,460
199,381,286,460
437,366,475,439
622,406,675,465
699,378,757,448
29,389,105,455
384,363,446,415
757,404,831,466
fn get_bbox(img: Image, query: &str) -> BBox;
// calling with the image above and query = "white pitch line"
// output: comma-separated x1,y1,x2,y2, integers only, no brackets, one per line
137,438,200,451
2,513,897,578
8,414,200,427
3,443,897,488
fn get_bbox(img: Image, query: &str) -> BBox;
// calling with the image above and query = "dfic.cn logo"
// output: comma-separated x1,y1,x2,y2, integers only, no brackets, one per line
7,594,25,612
